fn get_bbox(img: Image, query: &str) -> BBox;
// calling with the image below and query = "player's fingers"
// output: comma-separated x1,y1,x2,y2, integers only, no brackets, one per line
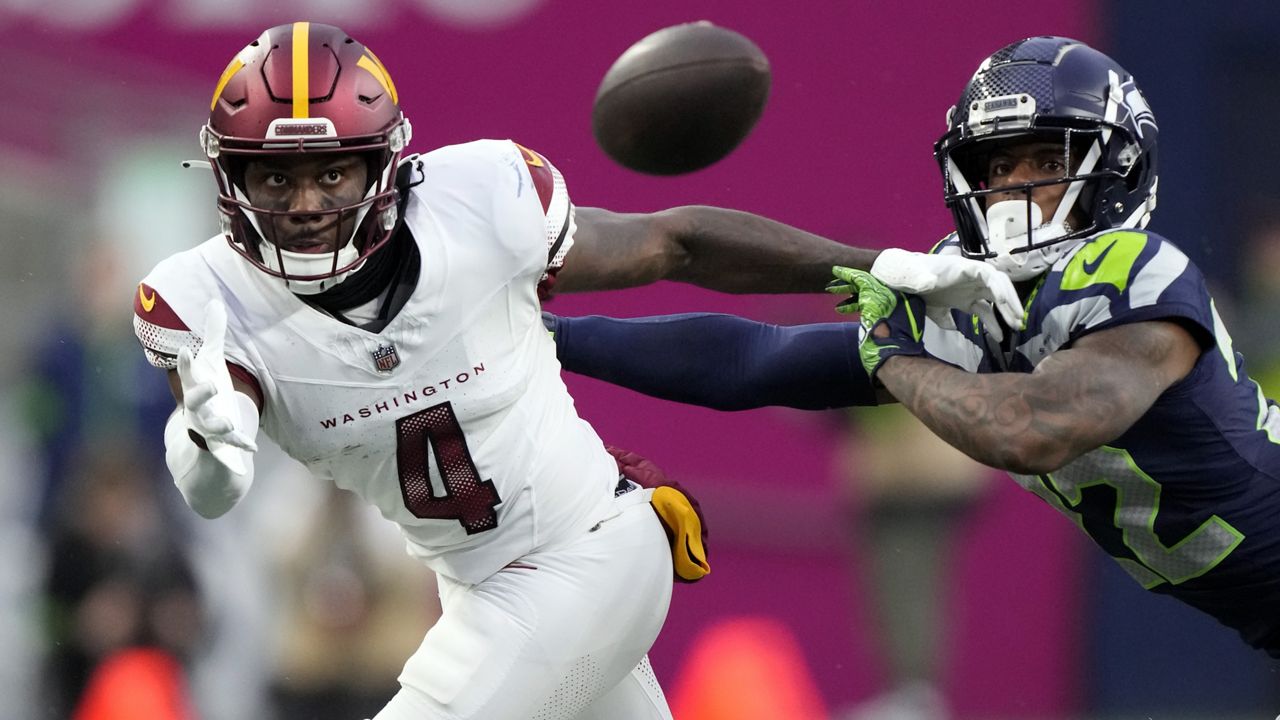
976,266,1023,328
183,381,217,409
975,302,1004,343
207,444,247,476
991,285,1024,329
214,430,258,453
199,415,235,436
825,280,854,296
920,272,940,293
957,262,986,281
831,265,857,283
850,271,876,297
177,346,195,378
996,303,1023,330
926,307,957,331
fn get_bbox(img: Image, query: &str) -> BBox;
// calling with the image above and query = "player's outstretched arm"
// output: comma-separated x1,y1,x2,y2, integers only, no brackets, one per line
546,311,884,409
556,207,1024,330
164,300,262,519
877,321,1201,475
845,270,1200,474
556,206,880,294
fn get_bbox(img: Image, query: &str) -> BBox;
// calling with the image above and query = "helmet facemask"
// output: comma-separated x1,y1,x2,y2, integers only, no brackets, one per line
944,127,1106,281
209,144,405,295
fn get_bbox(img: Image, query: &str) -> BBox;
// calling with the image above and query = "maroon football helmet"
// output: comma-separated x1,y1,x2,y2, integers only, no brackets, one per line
201,22,413,293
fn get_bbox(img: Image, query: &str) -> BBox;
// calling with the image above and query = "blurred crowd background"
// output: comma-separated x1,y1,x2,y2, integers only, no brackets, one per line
3,1,1280,718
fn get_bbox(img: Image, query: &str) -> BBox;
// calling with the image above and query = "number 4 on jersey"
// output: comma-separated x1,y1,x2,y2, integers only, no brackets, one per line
395,401,501,534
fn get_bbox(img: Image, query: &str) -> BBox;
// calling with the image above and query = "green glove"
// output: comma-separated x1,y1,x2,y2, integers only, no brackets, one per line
827,267,927,380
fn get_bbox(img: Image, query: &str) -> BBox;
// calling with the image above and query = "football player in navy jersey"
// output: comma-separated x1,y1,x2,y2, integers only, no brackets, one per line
546,36,1280,658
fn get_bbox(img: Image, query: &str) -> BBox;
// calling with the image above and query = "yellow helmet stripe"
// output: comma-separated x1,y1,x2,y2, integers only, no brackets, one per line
210,58,244,111
357,51,398,105
367,50,398,103
292,21,311,118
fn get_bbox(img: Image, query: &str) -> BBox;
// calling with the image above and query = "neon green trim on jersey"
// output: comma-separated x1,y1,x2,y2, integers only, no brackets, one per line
1059,231,1147,293
1115,558,1166,590
1022,274,1046,315
902,292,922,341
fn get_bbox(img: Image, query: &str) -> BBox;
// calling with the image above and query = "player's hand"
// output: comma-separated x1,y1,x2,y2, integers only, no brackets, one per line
176,299,257,473
830,269,927,381
829,250,1023,342
607,445,710,583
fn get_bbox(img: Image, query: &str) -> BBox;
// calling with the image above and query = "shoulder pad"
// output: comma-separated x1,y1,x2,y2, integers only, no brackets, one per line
133,281,198,369
1058,230,1152,293
510,142,555,213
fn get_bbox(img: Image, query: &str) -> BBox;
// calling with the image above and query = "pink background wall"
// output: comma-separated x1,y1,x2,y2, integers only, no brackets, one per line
2,1,1099,715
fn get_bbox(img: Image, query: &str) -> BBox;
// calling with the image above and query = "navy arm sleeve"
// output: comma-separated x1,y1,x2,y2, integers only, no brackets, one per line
545,312,876,410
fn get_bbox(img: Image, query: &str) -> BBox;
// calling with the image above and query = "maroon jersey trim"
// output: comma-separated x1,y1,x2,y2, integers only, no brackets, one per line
227,363,264,409
515,142,554,213
134,282,188,330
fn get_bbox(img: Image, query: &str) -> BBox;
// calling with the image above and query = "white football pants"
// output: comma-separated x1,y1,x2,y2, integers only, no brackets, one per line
373,492,674,720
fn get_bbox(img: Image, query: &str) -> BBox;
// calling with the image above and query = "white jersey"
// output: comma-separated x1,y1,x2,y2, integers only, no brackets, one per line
133,139,619,584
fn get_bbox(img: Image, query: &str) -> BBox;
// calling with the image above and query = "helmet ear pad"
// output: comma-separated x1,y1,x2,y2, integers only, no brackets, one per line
220,156,250,198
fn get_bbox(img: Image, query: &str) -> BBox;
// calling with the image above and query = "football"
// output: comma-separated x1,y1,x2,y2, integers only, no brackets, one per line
592,21,771,175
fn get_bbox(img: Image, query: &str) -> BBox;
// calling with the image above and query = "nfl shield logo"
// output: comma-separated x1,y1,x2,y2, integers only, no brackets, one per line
371,343,401,373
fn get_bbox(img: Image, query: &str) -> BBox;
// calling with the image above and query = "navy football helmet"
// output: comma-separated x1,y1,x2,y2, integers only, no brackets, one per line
934,37,1158,280
201,22,412,294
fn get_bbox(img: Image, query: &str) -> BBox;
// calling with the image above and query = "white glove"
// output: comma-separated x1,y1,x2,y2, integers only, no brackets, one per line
869,248,1023,342
176,299,257,473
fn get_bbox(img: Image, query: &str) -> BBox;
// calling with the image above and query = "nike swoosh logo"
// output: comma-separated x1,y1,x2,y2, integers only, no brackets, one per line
138,284,157,312
514,142,543,168
1081,239,1116,275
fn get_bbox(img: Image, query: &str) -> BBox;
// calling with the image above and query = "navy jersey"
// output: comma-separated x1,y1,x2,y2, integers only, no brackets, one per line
928,229,1280,653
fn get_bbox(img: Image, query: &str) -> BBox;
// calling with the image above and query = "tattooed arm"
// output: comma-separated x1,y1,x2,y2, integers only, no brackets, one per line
876,320,1202,474
555,206,880,293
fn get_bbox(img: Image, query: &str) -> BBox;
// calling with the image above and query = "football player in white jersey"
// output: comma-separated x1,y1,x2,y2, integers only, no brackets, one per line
132,22,1019,720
